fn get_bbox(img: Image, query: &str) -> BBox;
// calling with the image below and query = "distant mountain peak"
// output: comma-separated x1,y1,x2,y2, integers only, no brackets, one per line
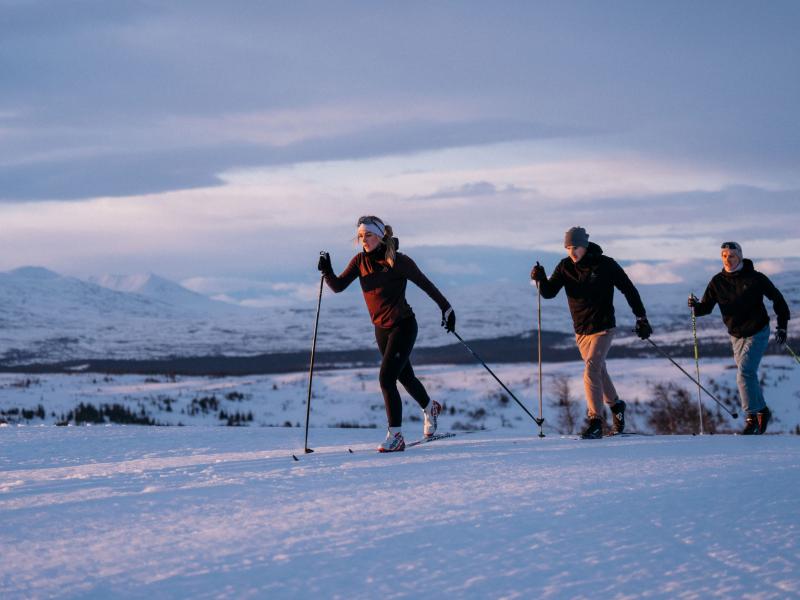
89,273,163,294
8,266,61,280
87,272,235,311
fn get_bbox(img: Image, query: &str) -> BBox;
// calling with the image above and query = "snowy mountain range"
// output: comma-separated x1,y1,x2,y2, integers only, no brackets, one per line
2,267,234,317
0,267,248,363
0,261,797,364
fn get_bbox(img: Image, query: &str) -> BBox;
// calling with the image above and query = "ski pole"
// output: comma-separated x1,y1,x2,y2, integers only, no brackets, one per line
535,263,545,438
303,257,326,454
785,343,800,365
451,330,543,426
644,338,738,418
690,304,704,435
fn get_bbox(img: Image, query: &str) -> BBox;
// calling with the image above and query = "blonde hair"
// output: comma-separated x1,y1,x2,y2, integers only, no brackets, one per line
383,224,396,267
356,215,396,268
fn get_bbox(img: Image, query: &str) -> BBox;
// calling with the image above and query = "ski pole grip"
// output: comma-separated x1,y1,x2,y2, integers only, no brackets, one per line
531,261,542,284
317,251,331,277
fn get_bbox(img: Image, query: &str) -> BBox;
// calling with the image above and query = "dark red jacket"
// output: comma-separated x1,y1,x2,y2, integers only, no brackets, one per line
324,250,450,328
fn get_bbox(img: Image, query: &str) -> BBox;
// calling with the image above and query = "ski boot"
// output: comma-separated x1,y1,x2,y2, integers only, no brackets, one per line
610,399,626,435
378,429,405,453
423,400,441,438
757,406,771,434
741,414,759,435
580,417,603,439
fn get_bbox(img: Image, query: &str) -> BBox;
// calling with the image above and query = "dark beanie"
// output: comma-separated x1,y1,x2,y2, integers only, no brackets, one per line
564,226,589,248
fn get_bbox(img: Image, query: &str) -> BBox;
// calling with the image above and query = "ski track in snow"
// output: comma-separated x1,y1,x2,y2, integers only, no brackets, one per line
1,427,798,599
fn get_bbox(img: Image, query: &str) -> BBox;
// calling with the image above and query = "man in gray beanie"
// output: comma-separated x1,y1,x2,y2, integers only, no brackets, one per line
531,227,652,438
689,241,790,434
564,226,590,249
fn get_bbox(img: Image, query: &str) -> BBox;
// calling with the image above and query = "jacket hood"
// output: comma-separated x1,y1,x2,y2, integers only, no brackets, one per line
363,243,383,255
586,242,603,256
721,258,754,276
570,241,603,269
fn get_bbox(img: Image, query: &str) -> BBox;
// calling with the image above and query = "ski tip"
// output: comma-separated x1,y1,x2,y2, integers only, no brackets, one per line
292,454,299,461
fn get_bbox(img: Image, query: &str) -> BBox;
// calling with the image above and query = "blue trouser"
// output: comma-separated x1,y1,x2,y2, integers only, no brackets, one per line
730,325,770,414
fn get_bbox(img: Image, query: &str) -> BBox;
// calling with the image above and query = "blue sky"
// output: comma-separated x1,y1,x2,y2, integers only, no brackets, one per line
1,1,798,294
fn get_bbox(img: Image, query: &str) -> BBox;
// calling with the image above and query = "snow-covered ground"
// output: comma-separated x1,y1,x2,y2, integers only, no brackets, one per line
1,426,798,599
2,357,799,434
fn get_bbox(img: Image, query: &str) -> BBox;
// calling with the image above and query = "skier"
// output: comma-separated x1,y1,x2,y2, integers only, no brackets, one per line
318,215,455,452
688,241,790,435
531,226,652,438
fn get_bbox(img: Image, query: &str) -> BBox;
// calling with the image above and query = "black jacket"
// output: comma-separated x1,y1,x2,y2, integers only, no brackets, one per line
538,242,647,335
693,259,790,338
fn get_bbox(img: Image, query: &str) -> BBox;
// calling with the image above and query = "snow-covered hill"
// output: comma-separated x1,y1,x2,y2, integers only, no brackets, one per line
0,263,797,364
1,426,797,598
0,267,257,363
0,266,177,316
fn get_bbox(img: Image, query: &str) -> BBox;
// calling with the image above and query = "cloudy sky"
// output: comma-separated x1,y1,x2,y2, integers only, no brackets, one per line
1,0,798,295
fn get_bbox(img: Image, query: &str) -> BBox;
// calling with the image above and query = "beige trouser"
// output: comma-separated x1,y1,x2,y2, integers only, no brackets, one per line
575,328,618,418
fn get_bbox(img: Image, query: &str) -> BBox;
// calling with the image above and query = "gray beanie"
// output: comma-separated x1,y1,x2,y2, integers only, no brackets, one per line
564,226,589,248
720,241,743,259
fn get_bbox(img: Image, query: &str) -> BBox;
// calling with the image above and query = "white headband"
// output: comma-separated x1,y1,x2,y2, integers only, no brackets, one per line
358,222,385,239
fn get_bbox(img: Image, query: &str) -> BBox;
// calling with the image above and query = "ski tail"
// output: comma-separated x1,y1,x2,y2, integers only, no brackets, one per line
406,432,457,448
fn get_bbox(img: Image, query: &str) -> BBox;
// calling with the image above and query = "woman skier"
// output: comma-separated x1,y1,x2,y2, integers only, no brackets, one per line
318,216,456,452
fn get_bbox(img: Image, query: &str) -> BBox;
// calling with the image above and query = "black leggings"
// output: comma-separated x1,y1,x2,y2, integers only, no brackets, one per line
374,317,431,428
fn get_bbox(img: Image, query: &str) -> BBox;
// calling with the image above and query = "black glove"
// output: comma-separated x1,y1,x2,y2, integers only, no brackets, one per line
531,263,546,283
775,328,787,345
635,317,652,340
317,252,332,274
441,307,456,333
688,294,699,309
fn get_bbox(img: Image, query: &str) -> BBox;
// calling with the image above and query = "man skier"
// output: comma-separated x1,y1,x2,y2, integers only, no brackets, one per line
688,241,790,435
531,226,652,438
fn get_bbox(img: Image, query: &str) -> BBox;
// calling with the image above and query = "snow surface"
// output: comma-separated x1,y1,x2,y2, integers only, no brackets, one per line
1,426,798,599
